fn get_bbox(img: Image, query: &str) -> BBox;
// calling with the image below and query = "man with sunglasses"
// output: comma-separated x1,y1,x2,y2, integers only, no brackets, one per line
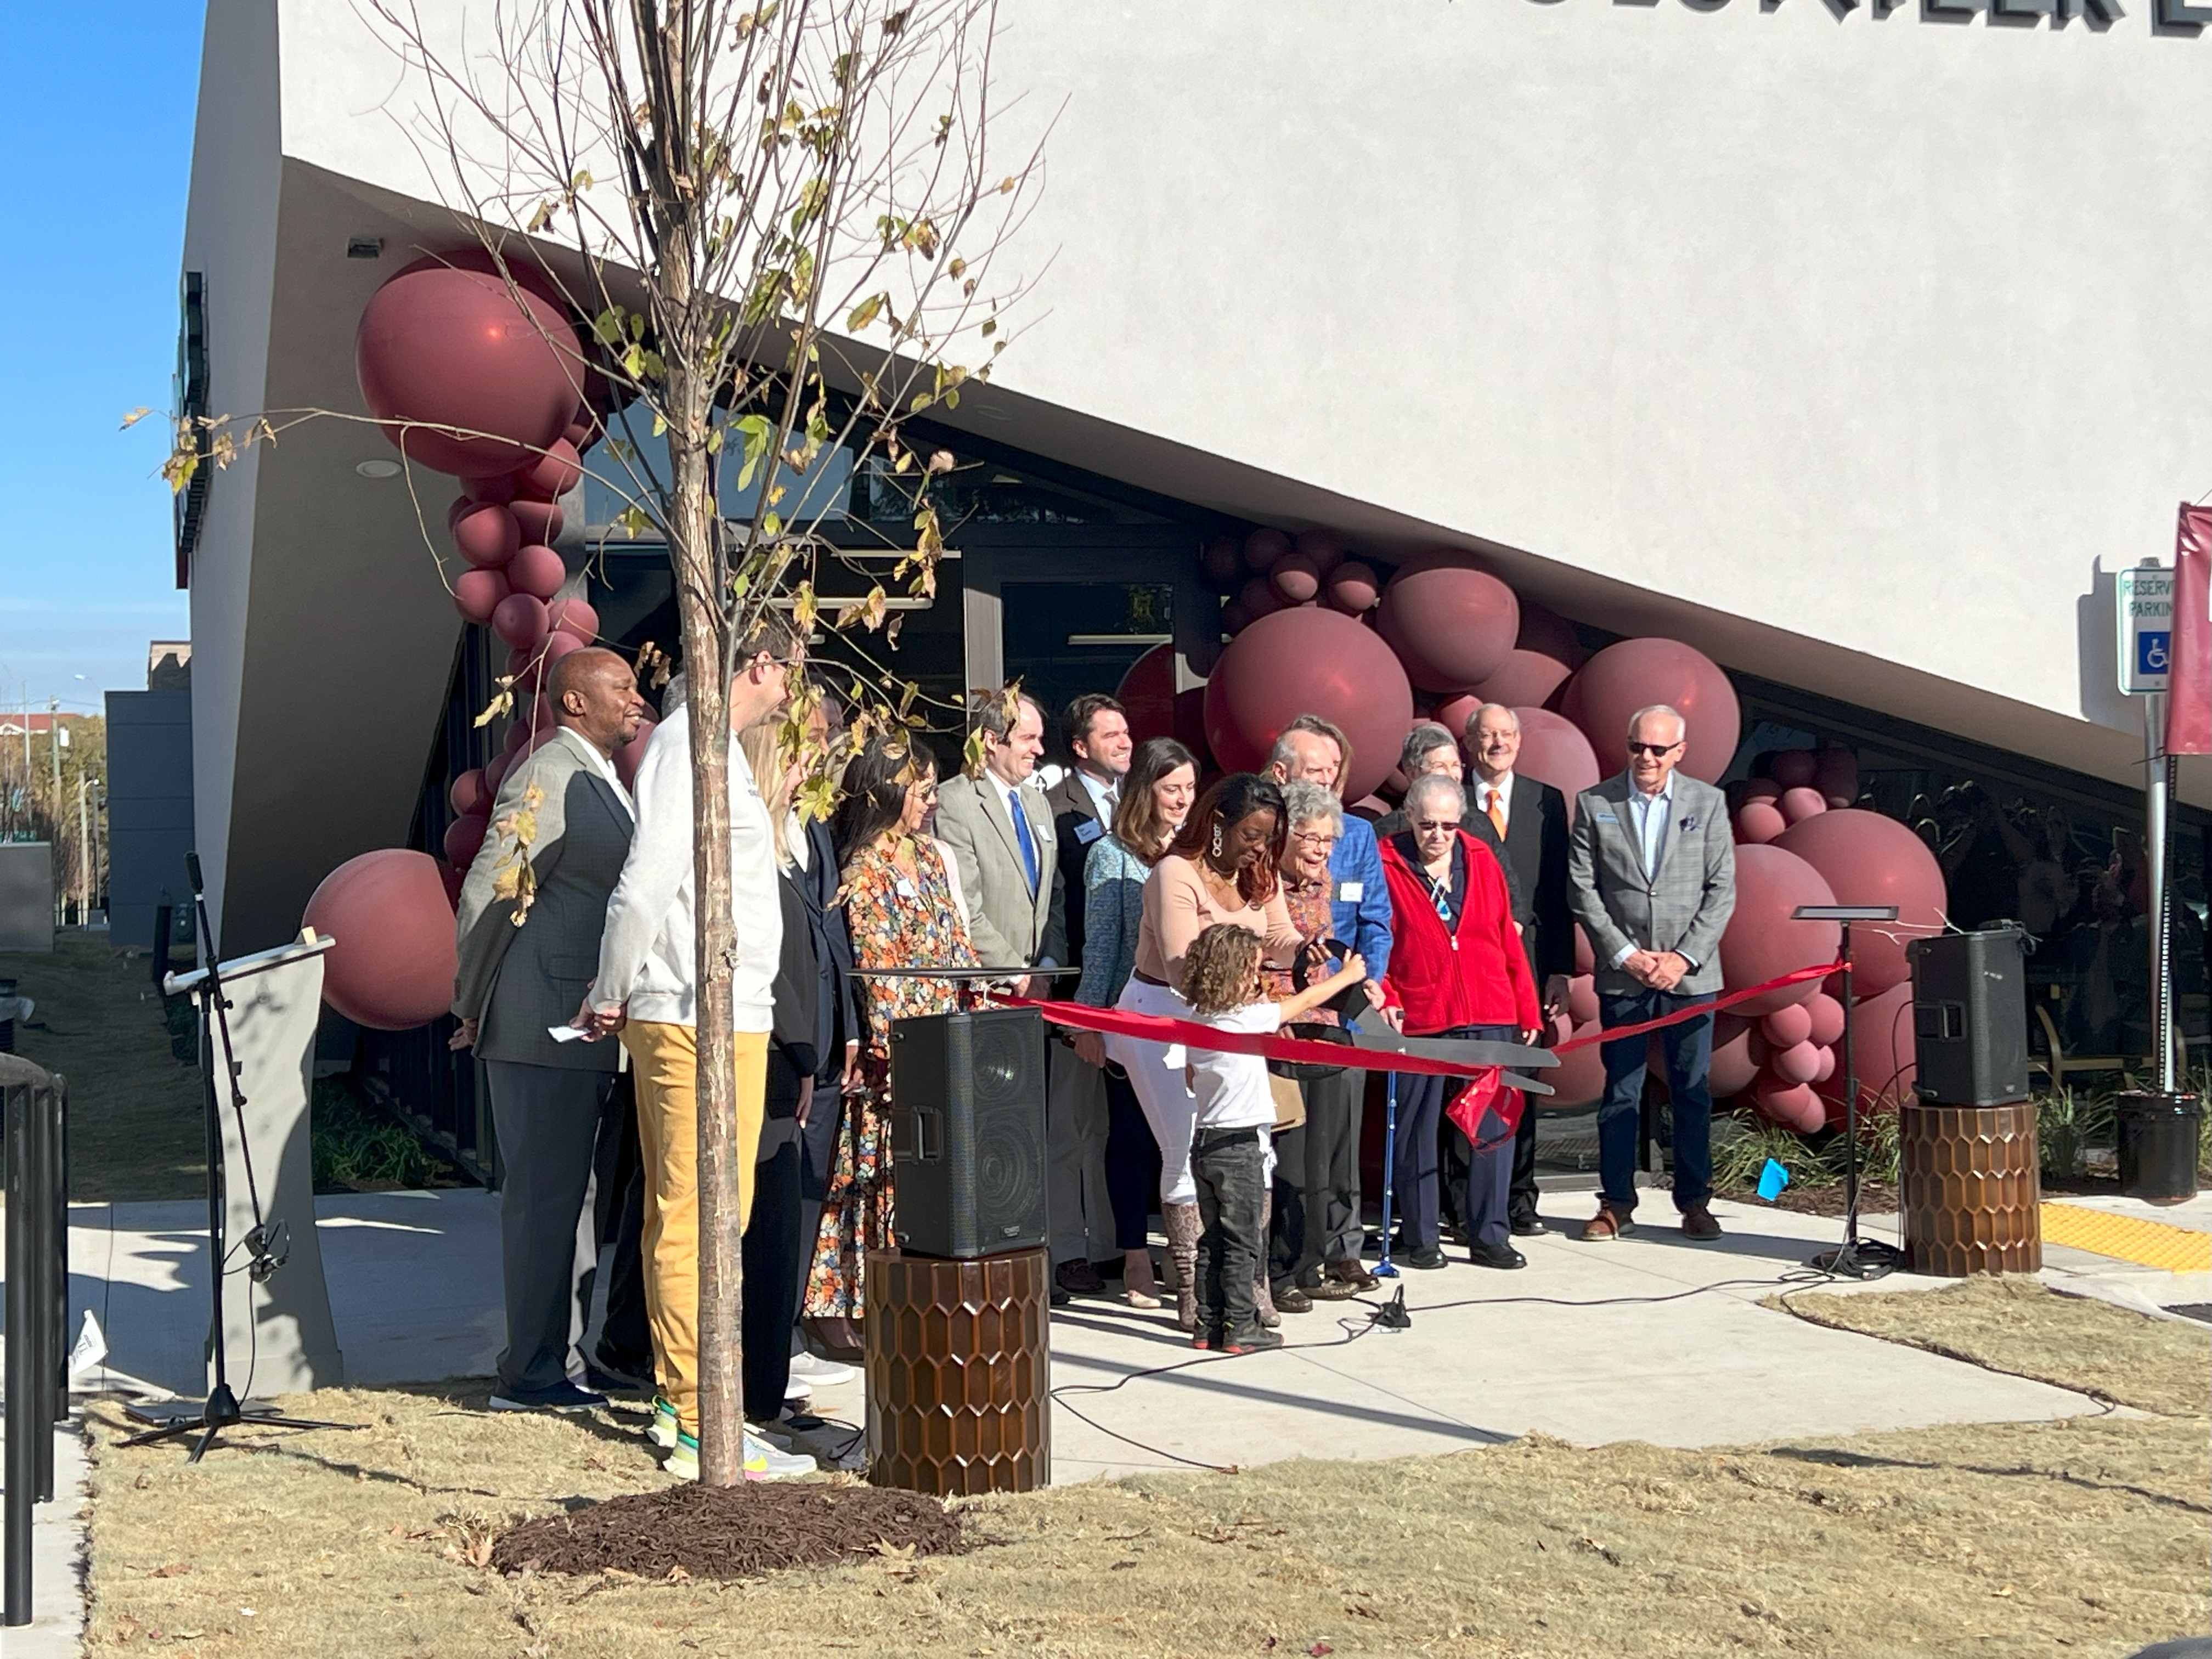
1565,705,1736,1243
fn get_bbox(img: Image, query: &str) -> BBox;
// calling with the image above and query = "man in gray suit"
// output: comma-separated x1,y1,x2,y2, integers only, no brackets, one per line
453,646,648,1410
1566,703,1736,1243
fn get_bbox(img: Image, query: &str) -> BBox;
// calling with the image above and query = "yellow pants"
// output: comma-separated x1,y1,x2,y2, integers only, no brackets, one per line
620,1020,768,1436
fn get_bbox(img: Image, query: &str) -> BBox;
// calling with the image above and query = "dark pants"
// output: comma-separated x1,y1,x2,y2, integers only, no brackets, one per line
1434,1024,1518,1251
1267,1121,1307,1293
1190,1126,1268,1339
1102,1067,1160,1252
486,1061,620,1393
590,1076,651,1376
743,1135,802,1419
1390,1065,1447,1252
1596,988,1716,1213
792,1078,845,1349
1509,1093,1542,1228
1300,1070,1363,1272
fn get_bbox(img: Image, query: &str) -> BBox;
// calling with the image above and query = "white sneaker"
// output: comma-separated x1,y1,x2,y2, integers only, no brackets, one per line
783,1375,814,1404
664,1429,815,1481
788,1350,857,1387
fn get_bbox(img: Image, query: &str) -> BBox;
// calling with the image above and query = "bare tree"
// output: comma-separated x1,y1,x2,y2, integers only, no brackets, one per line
352,0,1041,1486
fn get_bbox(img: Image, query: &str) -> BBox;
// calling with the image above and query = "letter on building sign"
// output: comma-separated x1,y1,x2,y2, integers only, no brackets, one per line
2154,0,2210,29
2052,0,2125,24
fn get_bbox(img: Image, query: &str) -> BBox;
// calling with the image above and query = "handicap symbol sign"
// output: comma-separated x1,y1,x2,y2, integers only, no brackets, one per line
2138,631,2171,677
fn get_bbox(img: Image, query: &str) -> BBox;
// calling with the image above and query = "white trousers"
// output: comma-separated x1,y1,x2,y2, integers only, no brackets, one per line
1108,977,1201,1207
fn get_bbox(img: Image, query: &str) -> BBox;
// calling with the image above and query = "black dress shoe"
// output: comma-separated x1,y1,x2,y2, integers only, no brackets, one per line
1402,1245,1448,1271
1049,1285,1073,1307
1468,1240,1527,1270
1509,1215,1548,1238
1056,1259,1108,1295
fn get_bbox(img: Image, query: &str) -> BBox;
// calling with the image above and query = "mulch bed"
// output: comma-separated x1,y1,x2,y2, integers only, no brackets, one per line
490,1481,968,1581
1718,1179,1897,1217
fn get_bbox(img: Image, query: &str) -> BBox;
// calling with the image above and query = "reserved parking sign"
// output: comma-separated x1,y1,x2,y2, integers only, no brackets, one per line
2117,566,2174,695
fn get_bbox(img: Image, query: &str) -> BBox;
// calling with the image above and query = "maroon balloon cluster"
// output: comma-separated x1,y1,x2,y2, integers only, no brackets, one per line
1120,524,1948,1135
309,251,632,1030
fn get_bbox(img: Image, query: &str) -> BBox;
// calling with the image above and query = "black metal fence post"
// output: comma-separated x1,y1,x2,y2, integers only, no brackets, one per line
3,1054,67,1627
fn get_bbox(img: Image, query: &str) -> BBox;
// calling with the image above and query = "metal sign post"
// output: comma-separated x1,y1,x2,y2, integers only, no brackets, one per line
2116,566,2178,1091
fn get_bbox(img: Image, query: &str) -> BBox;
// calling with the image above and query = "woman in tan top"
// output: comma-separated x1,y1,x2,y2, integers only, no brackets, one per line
1113,773,1307,1330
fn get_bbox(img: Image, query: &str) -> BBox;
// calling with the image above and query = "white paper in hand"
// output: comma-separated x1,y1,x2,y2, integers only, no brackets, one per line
547,1025,591,1043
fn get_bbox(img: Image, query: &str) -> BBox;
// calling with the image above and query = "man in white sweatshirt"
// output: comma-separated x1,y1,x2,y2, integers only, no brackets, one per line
582,614,800,1469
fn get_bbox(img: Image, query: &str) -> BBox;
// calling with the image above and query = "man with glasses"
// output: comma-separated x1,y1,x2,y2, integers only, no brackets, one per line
1565,705,1736,1243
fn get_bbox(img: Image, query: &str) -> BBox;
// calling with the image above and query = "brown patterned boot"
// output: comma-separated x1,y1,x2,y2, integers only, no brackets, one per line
1163,1201,1203,1334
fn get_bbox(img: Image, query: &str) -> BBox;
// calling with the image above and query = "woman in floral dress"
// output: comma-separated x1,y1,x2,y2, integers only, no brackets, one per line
801,735,978,1358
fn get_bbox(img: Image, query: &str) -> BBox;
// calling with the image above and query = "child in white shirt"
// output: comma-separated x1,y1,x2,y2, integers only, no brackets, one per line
1181,923,1365,1353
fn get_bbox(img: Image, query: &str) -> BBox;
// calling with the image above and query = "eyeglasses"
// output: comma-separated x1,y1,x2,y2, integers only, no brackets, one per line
1627,741,1683,758
909,781,940,800
1411,819,1461,834
1291,830,1339,848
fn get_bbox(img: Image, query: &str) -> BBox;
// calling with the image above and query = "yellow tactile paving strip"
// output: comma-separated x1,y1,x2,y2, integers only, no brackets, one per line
2040,1203,2212,1272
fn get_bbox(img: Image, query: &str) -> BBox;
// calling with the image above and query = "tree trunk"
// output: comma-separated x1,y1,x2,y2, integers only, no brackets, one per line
665,345,746,1491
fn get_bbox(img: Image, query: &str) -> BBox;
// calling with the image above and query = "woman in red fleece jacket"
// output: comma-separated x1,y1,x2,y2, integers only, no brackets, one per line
1378,773,1541,1271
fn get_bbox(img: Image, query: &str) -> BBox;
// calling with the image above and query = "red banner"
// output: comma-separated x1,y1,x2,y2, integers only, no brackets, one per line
2169,503,2211,757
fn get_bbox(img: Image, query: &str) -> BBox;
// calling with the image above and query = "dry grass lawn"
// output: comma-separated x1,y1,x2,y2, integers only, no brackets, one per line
2,932,206,1200
1774,1276,2211,1418
81,1378,2208,1659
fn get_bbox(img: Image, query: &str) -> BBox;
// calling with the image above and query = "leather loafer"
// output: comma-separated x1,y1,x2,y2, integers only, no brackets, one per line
1402,1245,1448,1271
1273,1284,1314,1314
1579,1204,1634,1242
1468,1240,1527,1270
1301,1275,1361,1301
1680,1205,1723,1242
1327,1261,1380,1293
1509,1215,1548,1238
1056,1259,1107,1295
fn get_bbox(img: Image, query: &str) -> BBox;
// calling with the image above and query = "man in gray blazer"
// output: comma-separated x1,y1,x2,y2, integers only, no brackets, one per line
1565,703,1736,1243
453,646,648,1410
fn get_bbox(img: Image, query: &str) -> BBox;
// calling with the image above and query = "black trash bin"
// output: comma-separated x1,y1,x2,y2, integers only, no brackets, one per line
2115,1091,2203,1206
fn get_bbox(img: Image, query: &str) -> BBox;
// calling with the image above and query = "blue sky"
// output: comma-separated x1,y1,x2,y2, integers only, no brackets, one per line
0,5,205,717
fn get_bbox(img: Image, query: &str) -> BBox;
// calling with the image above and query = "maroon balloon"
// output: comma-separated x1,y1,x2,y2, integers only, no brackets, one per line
1711,1015,1762,1098
439,862,466,910
1219,597,1252,635
506,544,568,602
1270,553,1322,605
1573,924,1594,977
1753,1075,1825,1133
1735,800,1787,845
1470,648,1574,712
1742,776,1782,802
1200,607,1414,802
483,752,512,794
1770,749,1817,789
510,499,564,546
1375,561,1519,693
1772,809,1946,997
1544,1022,1609,1109
395,246,568,312
1770,1040,1825,1086
1802,991,1845,1048
1717,844,1839,1016
1509,708,1600,816
1324,560,1380,615
302,850,461,1030
548,597,600,642
540,631,586,679
453,567,512,625
1293,528,1348,577
507,645,544,695
1115,641,1212,754
1243,528,1291,573
448,768,490,819
452,503,520,569
462,472,520,506
1514,601,1586,670
512,437,583,501
1201,536,1245,589
442,812,490,868
357,265,584,477
614,716,658,790
1432,694,1480,742
1778,786,1828,825
493,592,550,651
1568,974,1597,1027
1562,637,1741,784
446,494,475,534
1812,746,1859,808
1237,575,1286,623
1815,979,1917,1114
1812,1045,1837,1084
1761,1002,1814,1049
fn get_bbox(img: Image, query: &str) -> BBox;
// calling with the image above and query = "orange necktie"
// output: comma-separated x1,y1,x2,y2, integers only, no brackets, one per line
1486,789,1508,842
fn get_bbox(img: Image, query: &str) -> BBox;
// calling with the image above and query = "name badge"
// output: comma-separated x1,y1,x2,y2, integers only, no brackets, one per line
1593,811,1619,824
1336,881,1363,902
1075,819,1104,845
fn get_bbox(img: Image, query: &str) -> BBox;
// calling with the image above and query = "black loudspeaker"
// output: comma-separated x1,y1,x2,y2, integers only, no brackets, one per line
887,1007,1049,1259
1907,927,2029,1107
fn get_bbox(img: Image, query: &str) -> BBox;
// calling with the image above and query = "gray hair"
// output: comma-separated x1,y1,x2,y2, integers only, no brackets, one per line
1403,772,1466,822
968,687,1043,743
1468,702,1519,737
1627,703,1686,741
1279,780,1342,838
1397,721,1458,776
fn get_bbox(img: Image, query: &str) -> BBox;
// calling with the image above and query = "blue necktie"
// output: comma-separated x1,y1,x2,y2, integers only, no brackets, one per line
1010,788,1039,892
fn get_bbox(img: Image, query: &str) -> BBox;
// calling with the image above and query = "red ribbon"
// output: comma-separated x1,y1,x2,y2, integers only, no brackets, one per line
1551,960,1844,1052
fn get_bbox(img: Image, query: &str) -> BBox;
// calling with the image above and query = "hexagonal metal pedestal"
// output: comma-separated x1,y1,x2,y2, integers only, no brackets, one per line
1900,1101,2041,1276
864,1247,1051,1495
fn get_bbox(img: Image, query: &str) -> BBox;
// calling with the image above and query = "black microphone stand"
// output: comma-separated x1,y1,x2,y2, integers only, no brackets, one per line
1794,906,1904,1281
119,854,359,1461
